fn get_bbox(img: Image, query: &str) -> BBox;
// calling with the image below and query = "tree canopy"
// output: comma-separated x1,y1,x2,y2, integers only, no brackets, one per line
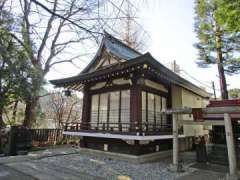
216,0,240,32
229,88,240,99
194,0,240,99
0,8,31,127
1,0,143,128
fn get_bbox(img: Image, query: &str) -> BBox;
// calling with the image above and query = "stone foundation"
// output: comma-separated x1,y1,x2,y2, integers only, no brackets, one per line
80,136,193,155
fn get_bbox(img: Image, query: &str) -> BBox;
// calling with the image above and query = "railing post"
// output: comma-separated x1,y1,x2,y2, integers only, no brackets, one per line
64,123,68,131
118,122,122,132
170,113,182,172
103,123,105,131
224,113,238,180
76,123,79,131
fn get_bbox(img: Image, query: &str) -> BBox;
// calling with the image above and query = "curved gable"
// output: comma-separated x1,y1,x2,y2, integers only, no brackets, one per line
81,31,141,74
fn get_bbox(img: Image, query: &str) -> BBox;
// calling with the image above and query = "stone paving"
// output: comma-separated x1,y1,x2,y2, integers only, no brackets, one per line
0,147,232,180
0,164,36,180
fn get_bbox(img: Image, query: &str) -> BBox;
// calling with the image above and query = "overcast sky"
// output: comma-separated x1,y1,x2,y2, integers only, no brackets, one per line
46,0,239,97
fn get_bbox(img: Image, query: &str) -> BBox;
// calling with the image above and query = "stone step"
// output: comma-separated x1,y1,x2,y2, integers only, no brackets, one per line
208,154,228,159
208,155,228,162
207,144,228,165
209,159,229,166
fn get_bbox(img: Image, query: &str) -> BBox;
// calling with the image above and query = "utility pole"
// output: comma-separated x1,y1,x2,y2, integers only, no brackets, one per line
212,81,217,100
172,60,180,74
173,60,177,73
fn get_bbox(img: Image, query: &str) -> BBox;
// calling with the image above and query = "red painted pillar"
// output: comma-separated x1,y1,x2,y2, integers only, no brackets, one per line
130,81,142,133
167,85,172,127
81,85,91,130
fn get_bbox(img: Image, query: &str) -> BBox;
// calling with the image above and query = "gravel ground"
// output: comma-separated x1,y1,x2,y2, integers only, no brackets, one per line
29,152,195,180
0,147,229,180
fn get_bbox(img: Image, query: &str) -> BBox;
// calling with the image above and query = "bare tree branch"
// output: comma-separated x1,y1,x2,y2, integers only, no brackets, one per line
37,0,58,61
30,0,102,39
22,0,36,63
42,0,89,73
49,53,90,68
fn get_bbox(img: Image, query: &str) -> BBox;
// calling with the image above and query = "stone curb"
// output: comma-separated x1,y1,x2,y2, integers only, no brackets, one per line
0,147,173,164
76,148,172,163
0,148,80,164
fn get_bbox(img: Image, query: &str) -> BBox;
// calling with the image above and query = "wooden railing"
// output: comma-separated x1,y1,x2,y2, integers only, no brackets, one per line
63,122,174,135
64,109,173,135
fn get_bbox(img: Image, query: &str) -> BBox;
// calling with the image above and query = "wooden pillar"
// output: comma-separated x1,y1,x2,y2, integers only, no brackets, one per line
130,80,142,133
81,85,91,130
224,113,238,180
167,85,172,126
119,91,122,132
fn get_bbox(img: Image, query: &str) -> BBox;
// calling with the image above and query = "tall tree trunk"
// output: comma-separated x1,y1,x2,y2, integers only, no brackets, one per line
12,100,18,123
0,61,5,128
215,30,228,100
23,98,38,128
216,59,228,99
23,64,44,128
0,108,5,128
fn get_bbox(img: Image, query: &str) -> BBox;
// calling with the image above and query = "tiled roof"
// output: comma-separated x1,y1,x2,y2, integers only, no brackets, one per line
50,32,211,98
104,32,141,60
80,31,141,74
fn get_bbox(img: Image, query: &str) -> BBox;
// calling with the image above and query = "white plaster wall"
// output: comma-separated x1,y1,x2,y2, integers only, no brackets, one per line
171,85,209,137
144,80,168,93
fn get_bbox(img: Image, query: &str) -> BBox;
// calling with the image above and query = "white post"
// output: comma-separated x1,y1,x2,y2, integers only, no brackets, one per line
224,113,238,180
171,113,181,172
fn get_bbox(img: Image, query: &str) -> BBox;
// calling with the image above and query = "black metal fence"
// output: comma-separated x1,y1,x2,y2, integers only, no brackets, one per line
30,128,78,147
30,129,62,145
0,127,80,154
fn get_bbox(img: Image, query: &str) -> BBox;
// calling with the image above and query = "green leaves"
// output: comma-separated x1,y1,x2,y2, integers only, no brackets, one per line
194,0,240,74
195,0,209,18
229,88,240,99
224,58,240,74
215,0,240,32
0,12,31,113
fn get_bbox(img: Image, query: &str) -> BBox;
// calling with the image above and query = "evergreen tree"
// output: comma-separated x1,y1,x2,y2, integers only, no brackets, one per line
194,0,240,99
229,88,240,99
216,0,240,32
0,7,30,127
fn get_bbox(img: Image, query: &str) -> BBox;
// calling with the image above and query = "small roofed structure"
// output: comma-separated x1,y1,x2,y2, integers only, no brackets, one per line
50,32,210,155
